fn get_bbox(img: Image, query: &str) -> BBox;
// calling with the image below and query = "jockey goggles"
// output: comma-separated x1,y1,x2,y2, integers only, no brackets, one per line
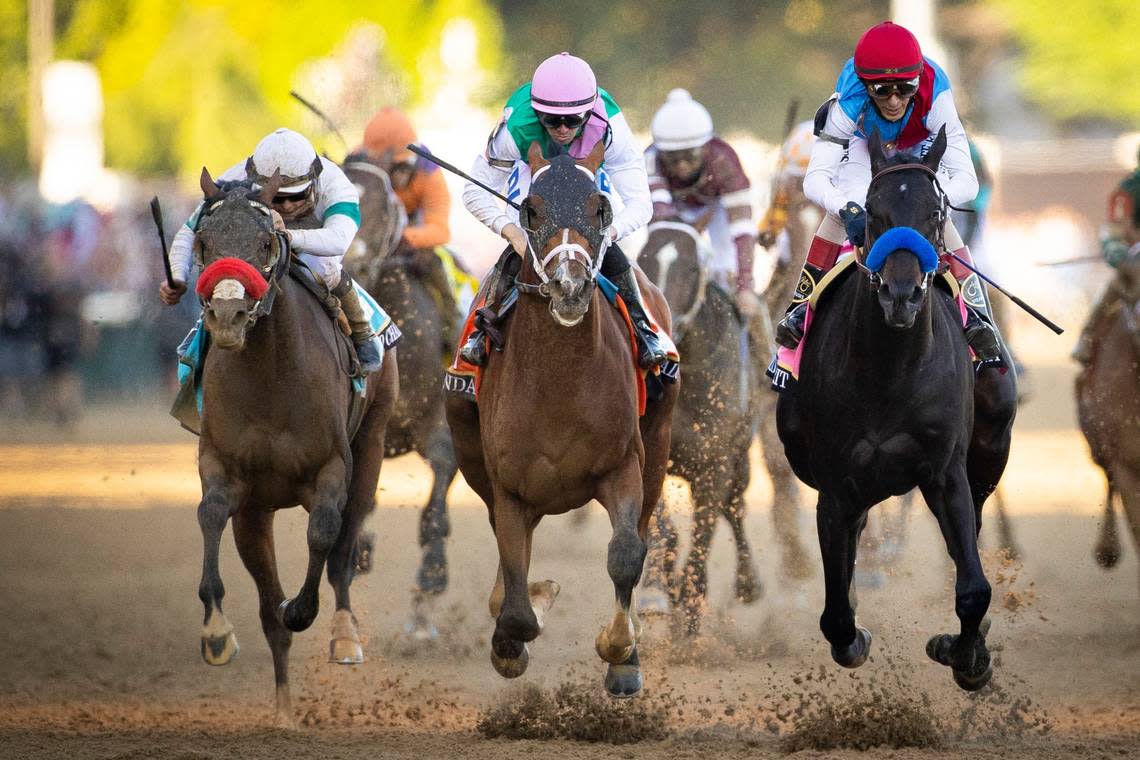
272,185,314,205
865,76,920,99
659,147,703,166
538,111,590,130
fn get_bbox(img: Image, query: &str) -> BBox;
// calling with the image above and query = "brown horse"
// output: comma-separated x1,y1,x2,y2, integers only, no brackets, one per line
342,155,460,639
192,169,398,727
445,142,678,698
1078,250,1140,586
636,219,760,632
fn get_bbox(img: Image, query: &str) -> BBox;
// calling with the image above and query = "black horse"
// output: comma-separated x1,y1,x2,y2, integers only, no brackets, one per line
636,219,761,633
341,155,460,639
776,127,1017,691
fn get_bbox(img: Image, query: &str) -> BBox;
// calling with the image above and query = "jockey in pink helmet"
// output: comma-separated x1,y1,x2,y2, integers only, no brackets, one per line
459,52,668,369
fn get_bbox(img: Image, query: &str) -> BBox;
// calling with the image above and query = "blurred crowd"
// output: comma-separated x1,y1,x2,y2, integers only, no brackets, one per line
0,182,199,424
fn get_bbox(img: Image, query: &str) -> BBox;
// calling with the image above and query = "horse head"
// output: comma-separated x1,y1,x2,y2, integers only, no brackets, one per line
194,167,285,350
636,212,712,341
518,140,610,327
342,152,406,286
862,126,948,330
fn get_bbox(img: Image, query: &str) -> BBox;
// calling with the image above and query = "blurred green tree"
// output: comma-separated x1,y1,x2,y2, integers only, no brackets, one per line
990,0,1140,124
3,0,503,178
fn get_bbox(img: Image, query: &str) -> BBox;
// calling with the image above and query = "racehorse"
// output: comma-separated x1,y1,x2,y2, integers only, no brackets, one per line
636,218,760,632
776,127,1018,691
1077,248,1140,586
191,169,398,727
342,155,460,637
445,142,678,698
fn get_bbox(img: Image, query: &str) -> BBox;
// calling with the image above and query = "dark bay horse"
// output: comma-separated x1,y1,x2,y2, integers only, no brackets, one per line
776,128,1018,691
342,155,459,637
636,219,761,632
445,142,678,698
1078,249,1140,585
192,170,398,727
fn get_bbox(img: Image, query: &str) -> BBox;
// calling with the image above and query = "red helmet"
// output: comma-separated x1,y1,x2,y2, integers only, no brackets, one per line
854,21,923,81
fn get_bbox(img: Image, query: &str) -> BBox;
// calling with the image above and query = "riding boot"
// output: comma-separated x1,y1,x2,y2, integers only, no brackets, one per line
333,274,383,373
774,235,842,349
949,246,1004,370
611,267,670,370
459,245,520,367
1072,283,1122,366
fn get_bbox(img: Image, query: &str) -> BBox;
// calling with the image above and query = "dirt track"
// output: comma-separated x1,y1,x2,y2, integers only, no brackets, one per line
1,361,1138,759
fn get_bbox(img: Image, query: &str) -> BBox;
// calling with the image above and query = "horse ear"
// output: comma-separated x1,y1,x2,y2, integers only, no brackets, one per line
200,167,219,199
526,141,549,174
582,140,605,175
868,129,886,177
258,169,283,205
924,125,948,172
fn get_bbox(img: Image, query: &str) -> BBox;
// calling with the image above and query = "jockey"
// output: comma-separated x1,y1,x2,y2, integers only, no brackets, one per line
644,88,761,318
459,51,664,369
757,119,817,250
159,128,381,372
1072,156,1140,365
361,106,461,339
362,106,451,250
775,21,1002,368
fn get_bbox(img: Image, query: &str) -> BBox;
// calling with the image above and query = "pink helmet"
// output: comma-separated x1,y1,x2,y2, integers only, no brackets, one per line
530,52,598,115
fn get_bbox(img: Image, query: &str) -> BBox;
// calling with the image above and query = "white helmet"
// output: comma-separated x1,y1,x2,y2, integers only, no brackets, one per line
248,128,320,193
651,89,714,151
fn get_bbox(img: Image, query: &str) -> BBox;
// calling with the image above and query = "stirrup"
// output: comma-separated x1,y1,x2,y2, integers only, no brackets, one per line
964,311,1004,370
775,303,807,349
634,321,669,370
459,330,488,367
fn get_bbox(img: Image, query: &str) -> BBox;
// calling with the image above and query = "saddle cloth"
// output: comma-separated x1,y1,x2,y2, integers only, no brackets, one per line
444,275,679,416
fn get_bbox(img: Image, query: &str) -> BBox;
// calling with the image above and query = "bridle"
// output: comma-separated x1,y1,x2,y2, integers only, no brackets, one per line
344,160,406,260
644,220,711,339
195,194,291,325
516,163,611,299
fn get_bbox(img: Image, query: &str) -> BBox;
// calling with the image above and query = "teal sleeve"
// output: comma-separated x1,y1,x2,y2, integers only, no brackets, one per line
323,201,361,226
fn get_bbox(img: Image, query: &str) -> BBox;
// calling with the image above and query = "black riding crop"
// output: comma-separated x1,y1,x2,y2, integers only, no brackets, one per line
150,196,175,288
405,144,522,210
290,90,350,156
947,252,1065,335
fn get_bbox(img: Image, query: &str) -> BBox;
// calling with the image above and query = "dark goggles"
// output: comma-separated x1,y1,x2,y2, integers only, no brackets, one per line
538,111,589,130
272,186,313,204
865,77,920,99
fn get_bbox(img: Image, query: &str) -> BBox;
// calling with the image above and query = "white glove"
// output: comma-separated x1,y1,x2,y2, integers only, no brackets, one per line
501,223,528,255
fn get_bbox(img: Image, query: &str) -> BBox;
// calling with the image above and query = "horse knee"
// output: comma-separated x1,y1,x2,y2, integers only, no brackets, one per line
197,490,230,537
955,580,991,623
607,528,646,593
307,502,343,554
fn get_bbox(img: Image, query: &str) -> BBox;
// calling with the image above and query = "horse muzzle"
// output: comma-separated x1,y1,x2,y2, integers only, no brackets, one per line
204,297,256,349
878,285,924,330
548,267,593,327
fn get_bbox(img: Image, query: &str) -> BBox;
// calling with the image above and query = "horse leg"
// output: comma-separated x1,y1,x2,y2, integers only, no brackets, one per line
232,509,294,729
489,492,555,678
1112,465,1140,593
280,457,347,633
921,465,994,691
724,452,761,605
757,400,813,580
817,493,872,668
1094,479,1120,568
595,463,648,697
197,456,244,666
639,499,677,616
416,421,458,596
991,486,1020,560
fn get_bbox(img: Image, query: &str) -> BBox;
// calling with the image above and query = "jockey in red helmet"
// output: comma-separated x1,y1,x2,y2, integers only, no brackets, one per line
775,21,1002,369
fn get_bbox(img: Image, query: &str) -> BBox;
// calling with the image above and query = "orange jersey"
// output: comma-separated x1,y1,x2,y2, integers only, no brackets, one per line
398,168,451,249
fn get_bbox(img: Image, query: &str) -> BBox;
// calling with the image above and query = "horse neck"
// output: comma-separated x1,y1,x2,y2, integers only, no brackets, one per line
230,278,307,372
508,286,617,378
844,275,934,369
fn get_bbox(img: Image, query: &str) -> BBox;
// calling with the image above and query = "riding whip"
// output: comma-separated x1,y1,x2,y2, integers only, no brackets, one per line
947,252,1065,335
290,90,349,155
405,144,522,210
150,196,175,288
1036,255,1102,267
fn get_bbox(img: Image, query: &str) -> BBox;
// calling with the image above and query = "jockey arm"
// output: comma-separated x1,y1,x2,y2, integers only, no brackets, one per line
925,92,979,209
710,144,758,291
600,112,652,241
401,169,451,249
645,150,679,220
463,122,518,237
286,158,361,258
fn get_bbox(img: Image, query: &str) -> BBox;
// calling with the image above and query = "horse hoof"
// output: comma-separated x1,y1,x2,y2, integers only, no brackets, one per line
273,711,297,731
490,642,530,678
734,571,762,605
329,637,364,665
201,631,239,666
636,587,671,617
403,617,440,643
278,598,316,633
830,626,872,668
953,660,994,691
353,531,376,575
604,650,643,699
